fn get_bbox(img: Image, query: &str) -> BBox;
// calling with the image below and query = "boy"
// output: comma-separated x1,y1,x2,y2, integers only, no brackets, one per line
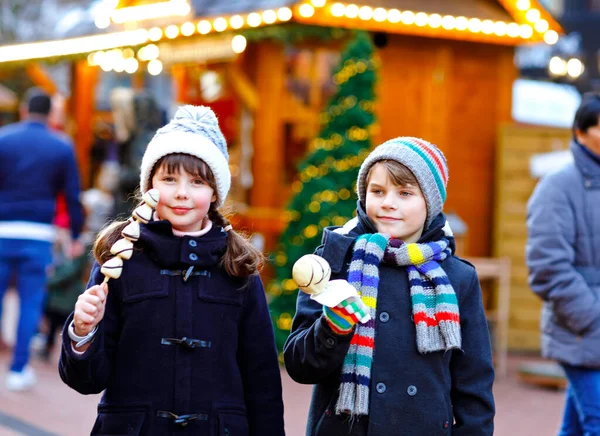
284,137,495,435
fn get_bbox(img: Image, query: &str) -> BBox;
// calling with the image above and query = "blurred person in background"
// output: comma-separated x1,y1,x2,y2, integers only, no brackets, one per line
527,92,600,435
80,162,117,242
38,236,89,362
0,87,83,391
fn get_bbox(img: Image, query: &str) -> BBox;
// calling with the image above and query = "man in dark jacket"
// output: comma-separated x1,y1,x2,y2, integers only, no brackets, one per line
527,92,600,435
0,88,83,391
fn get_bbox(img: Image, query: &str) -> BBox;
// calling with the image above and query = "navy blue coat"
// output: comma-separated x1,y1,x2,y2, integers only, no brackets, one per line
0,120,83,239
59,221,285,436
284,209,495,436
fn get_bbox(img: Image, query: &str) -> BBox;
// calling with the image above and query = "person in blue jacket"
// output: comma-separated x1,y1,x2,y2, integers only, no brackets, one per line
284,137,495,436
59,106,285,435
527,92,600,435
0,88,83,391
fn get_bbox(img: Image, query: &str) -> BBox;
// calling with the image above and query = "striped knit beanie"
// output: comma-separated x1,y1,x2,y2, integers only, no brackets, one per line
139,105,230,206
357,137,448,228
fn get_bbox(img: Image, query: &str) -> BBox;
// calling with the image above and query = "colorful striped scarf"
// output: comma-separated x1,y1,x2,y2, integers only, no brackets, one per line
336,234,461,417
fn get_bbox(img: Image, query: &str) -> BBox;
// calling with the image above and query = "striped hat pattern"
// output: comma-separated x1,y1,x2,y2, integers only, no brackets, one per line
357,137,449,228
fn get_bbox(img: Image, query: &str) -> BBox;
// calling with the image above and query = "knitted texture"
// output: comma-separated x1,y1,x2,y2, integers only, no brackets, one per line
323,296,371,335
384,238,461,353
356,137,449,228
323,306,354,334
337,233,388,417
139,105,230,206
336,234,461,417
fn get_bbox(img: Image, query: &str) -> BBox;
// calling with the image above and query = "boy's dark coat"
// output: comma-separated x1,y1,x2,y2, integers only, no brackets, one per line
284,210,495,436
59,221,285,436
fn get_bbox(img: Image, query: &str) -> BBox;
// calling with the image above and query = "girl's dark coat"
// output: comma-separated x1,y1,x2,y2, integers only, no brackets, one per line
59,221,285,436
284,209,495,436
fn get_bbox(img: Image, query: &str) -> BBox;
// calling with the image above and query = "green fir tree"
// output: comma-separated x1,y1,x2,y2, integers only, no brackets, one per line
267,31,378,355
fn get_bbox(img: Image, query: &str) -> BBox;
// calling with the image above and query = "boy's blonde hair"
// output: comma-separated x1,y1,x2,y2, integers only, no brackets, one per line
365,159,419,189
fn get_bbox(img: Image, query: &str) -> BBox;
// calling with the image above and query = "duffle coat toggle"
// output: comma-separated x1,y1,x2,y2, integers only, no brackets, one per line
156,411,208,427
159,267,210,282
161,337,211,349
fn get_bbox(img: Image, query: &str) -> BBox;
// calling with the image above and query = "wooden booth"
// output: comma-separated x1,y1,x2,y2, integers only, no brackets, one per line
0,0,565,361
0,0,563,254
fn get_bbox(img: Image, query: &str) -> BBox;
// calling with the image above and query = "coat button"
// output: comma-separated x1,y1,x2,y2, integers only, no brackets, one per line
325,338,336,347
585,180,592,188
188,240,197,247
379,312,390,322
407,385,417,396
189,253,198,261
376,382,386,393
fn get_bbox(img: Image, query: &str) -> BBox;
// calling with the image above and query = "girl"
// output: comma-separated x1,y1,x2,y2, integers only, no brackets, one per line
59,106,285,436
284,137,495,435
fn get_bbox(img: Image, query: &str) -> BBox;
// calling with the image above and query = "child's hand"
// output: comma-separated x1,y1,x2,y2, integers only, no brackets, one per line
338,296,371,324
73,283,108,336
323,295,371,335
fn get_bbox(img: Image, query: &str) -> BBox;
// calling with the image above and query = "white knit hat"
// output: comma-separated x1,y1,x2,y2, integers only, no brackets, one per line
139,105,230,207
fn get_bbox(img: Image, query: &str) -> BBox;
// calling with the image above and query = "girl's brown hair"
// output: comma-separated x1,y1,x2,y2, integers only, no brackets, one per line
93,153,264,277
366,160,420,188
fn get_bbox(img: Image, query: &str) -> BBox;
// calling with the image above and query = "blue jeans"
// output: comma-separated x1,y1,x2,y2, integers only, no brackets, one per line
559,364,600,436
0,238,52,372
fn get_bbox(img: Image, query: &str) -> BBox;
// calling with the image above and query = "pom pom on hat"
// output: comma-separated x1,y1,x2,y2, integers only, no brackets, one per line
139,105,230,207
356,137,449,228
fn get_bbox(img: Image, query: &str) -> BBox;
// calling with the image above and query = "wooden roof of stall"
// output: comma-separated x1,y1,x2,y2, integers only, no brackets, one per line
351,0,512,21
185,0,522,22
183,0,563,45
190,0,297,15
0,0,564,65
116,0,563,46
189,0,515,22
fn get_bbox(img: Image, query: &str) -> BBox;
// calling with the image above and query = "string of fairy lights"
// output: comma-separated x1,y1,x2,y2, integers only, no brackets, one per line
0,0,561,65
95,0,557,46
316,1,559,44
84,34,247,75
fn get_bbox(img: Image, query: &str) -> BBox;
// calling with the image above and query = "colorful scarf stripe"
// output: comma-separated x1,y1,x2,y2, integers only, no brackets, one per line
337,234,388,416
323,306,356,334
336,235,461,417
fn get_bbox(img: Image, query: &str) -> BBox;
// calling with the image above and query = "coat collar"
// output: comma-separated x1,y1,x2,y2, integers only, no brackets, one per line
139,220,227,269
320,202,454,273
22,120,47,129
572,141,600,188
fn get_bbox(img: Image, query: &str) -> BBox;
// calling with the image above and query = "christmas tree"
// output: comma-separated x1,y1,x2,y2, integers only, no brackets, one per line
267,31,378,354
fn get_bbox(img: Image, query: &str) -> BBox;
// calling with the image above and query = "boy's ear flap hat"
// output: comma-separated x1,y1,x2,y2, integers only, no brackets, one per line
356,136,449,228
139,105,230,207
